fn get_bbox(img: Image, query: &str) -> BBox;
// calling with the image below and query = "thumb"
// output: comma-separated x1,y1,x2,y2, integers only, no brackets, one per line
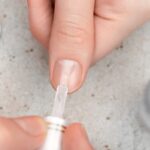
63,123,94,150
0,116,47,150
49,0,95,93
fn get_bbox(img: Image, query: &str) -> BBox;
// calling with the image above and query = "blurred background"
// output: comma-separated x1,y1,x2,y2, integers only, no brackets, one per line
0,0,150,149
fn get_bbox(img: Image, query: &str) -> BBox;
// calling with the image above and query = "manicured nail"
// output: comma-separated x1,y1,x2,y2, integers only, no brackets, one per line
15,117,47,136
52,59,82,92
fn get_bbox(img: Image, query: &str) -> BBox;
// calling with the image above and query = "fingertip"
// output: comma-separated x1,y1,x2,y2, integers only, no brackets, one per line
65,123,88,139
0,116,47,150
66,123,84,131
63,123,93,150
50,59,86,93
14,116,47,137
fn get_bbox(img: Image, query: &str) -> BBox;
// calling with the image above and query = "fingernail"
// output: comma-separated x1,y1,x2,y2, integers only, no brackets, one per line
15,117,47,136
52,59,82,92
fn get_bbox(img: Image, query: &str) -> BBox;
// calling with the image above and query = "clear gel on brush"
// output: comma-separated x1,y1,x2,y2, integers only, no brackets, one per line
41,85,68,150
52,85,68,118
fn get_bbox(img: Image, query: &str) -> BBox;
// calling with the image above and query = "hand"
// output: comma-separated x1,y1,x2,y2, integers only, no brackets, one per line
0,116,46,150
63,123,94,150
0,116,93,150
27,0,150,93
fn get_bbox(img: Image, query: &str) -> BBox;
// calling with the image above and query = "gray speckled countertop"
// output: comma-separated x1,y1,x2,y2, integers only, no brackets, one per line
0,0,150,149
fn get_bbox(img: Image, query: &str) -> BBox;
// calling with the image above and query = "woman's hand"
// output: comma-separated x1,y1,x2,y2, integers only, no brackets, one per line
63,123,94,150
0,116,46,150
0,116,93,150
27,0,150,93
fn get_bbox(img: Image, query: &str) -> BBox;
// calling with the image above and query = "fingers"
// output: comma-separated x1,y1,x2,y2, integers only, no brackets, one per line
49,0,95,93
94,17,145,62
94,1,150,63
27,0,53,47
63,123,94,150
94,17,128,62
0,116,47,150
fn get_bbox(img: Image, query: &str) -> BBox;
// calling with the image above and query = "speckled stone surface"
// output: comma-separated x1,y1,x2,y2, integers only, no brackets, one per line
0,0,150,149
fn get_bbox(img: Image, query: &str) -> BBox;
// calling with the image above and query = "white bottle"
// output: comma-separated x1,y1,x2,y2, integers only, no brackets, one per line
42,116,66,150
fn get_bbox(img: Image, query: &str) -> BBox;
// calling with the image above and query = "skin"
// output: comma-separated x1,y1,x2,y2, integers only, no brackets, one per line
27,0,150,93
0,116,93,150
1,0,150,149
0,116,46,150
28,0,150,148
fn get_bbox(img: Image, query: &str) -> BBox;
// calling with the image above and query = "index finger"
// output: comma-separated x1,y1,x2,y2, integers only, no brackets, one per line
49,0,95,92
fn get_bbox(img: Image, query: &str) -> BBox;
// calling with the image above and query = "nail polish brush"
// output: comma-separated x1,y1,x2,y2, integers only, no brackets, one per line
41,59,78,150
41,84,68,150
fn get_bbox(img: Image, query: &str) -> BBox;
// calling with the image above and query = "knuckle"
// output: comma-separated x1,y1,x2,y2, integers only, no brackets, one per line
56,20,88,44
